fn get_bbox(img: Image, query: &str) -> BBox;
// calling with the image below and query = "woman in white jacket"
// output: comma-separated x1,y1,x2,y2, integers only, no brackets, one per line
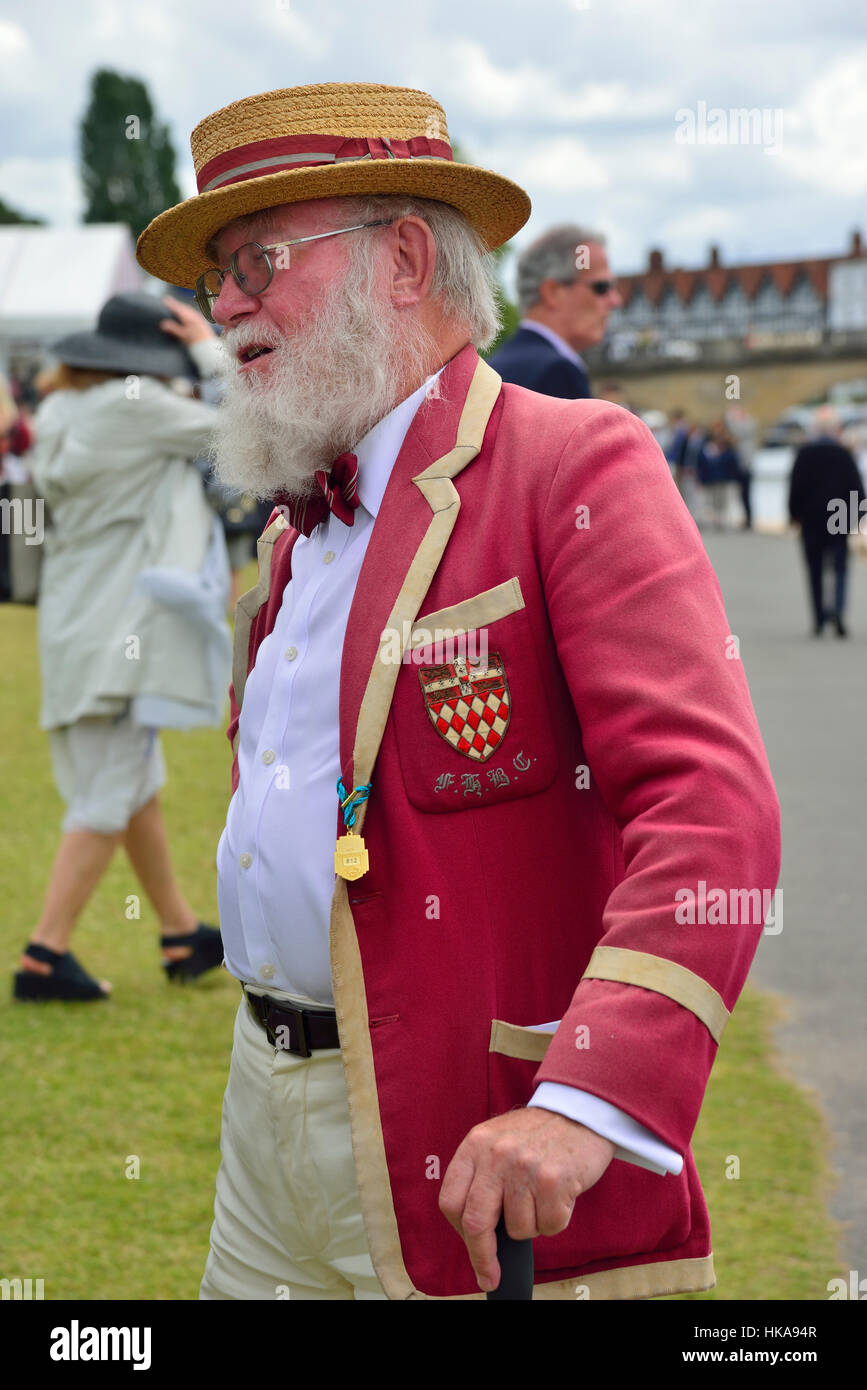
15,293,232,1002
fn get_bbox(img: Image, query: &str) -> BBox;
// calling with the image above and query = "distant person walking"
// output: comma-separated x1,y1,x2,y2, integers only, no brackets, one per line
666,408,692,497
788,406,866,637
15,293,231,1002
666,409,689,469
725,405,758,530
698,420,741,530
488,224,621,398
678,422,706,523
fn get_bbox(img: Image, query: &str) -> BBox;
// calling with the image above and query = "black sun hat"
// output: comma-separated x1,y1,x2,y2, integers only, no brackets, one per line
50,293,200,379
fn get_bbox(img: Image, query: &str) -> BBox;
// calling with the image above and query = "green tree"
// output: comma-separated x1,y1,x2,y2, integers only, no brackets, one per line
0,196,44,225
485,248,520,357
80,68,181,241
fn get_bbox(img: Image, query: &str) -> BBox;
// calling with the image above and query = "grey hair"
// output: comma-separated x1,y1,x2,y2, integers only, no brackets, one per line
208,195,502,351
339,195,502,351
516,224,607,315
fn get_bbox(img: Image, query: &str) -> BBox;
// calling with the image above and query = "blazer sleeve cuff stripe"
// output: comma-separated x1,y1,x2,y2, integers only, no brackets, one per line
582,946,730,1044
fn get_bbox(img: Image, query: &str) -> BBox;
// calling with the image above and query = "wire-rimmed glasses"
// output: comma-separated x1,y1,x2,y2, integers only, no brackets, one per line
194,220,393,322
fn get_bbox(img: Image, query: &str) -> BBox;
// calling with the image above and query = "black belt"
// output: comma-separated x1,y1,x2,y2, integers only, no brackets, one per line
243,987,340,1057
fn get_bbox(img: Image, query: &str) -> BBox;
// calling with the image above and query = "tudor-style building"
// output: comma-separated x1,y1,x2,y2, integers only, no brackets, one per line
602,231,866,363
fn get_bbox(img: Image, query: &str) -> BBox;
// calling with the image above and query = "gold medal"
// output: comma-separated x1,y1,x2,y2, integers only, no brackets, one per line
334,832,369,881
335,779,372,880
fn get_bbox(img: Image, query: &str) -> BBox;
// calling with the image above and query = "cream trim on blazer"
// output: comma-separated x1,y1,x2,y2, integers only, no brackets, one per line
408,576,526,650
582,945,731,1044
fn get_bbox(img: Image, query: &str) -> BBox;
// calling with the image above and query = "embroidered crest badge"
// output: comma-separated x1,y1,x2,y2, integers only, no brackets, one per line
418,655,511,761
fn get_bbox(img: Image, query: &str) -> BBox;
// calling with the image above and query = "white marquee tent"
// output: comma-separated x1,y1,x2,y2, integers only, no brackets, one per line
0,223,147,369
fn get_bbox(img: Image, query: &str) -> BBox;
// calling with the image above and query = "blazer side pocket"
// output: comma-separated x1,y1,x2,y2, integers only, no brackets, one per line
489,1019,556,1062
487,1019,557,1125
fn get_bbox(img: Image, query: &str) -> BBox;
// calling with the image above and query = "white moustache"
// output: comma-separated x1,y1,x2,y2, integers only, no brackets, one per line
221,323,287,364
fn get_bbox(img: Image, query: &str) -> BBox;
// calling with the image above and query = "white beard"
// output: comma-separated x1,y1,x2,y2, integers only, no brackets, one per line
209,248,441,501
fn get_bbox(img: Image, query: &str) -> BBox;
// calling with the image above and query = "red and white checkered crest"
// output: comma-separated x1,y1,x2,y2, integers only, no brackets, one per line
418,655,511,762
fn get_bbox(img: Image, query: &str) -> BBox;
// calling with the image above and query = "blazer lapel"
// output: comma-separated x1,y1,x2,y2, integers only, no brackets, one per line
327,347,501,1298
337,345,502,823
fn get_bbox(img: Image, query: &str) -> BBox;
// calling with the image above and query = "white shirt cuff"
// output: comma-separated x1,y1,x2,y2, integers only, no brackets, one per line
528,1082,684,1176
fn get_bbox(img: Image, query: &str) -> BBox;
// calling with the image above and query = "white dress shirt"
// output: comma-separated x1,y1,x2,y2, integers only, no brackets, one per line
216,372,682,1178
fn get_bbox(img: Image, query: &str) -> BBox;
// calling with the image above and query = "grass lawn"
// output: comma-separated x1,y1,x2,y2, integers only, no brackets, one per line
0,587,842,1300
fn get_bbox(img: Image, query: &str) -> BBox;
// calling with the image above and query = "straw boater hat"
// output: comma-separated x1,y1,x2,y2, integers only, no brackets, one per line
136,82,531,288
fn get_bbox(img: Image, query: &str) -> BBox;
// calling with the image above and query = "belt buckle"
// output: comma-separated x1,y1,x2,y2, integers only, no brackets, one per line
277,1003,310,1058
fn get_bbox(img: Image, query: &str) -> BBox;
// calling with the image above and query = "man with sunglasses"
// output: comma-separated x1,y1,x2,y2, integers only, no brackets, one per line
489,223,622,399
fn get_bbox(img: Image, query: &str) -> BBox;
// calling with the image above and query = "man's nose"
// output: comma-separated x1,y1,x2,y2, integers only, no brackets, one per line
608,284,623,310
211,274,262,327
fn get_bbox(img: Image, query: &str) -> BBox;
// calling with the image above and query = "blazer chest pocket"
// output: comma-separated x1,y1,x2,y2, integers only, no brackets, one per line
391,577,559,813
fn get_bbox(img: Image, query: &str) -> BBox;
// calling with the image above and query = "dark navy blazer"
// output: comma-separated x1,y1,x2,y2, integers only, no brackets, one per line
487,326,592,399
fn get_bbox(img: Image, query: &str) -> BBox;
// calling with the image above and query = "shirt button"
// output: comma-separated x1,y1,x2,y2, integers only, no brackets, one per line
260,963,275,980
262,749,276,765
239,852,253,869
323,550,335,565
285,646,298,661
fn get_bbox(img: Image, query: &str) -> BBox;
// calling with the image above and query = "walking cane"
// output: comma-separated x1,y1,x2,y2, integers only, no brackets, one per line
486,1213,534,1300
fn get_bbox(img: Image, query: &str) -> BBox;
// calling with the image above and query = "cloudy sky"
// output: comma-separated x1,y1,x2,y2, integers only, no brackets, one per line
1,0,865,283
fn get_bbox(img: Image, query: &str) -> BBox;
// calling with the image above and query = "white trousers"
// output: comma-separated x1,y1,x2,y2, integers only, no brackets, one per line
199,988,388,1300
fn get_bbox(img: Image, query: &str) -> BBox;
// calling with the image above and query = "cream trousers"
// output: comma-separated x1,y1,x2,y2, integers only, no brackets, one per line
199,987,387,1300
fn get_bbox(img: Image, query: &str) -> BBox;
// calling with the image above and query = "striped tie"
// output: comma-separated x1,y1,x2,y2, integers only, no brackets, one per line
275,452,360,537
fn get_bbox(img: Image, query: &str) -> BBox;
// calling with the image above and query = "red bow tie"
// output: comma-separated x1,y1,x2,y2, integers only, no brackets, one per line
274,453,360,537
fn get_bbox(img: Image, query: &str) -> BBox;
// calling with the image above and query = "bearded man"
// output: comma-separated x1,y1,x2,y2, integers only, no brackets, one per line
137,83,780,1301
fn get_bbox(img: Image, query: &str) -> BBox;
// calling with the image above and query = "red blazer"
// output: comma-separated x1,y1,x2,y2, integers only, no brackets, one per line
227,345,781,1300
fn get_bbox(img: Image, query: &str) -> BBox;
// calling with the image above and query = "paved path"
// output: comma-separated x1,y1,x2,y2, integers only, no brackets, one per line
703,527,867,1274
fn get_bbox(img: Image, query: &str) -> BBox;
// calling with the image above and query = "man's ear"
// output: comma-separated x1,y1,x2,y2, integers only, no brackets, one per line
388,217,437,309
537,277,566,311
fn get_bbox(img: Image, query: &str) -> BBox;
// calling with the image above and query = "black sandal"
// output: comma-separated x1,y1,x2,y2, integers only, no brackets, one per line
13,943,110,1002
161,923,224,983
